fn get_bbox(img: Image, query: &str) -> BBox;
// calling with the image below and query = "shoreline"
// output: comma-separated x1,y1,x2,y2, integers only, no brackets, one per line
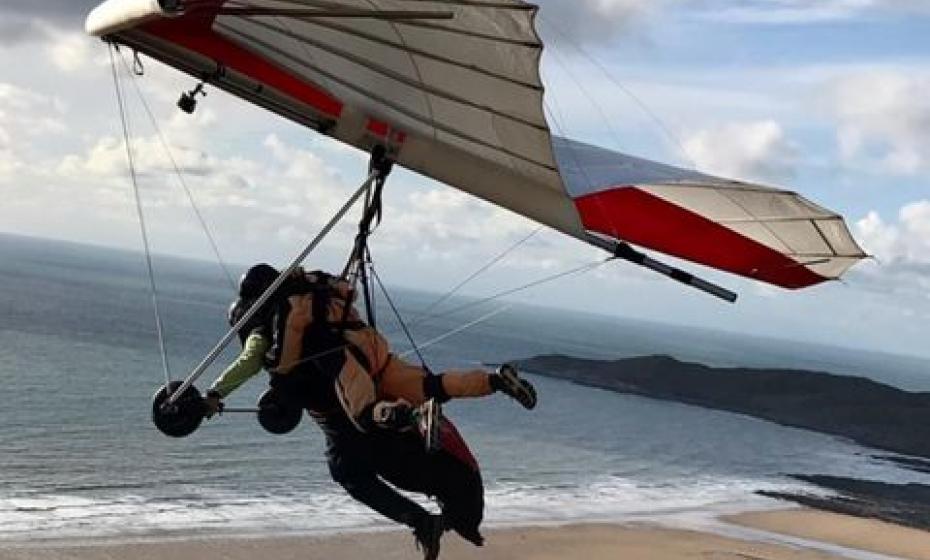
0,494,785,547
2,508,928,560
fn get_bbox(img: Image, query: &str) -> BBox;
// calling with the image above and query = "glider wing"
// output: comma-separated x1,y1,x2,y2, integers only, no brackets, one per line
87,0,866,290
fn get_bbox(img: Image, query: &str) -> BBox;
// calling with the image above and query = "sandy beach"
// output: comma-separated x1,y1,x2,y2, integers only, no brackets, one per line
4,508,929,560
729,509,930,560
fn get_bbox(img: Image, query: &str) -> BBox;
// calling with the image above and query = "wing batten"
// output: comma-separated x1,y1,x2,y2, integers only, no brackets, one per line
217,22,554,170
261,18,544,89
217,17,548,131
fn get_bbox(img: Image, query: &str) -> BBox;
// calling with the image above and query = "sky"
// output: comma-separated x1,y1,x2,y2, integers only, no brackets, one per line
0,0,928,359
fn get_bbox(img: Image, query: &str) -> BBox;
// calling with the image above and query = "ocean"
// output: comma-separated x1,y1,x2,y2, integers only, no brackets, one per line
1,233,929,541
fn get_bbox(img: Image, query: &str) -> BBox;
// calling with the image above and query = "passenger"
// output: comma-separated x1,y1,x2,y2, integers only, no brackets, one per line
204,264,536,559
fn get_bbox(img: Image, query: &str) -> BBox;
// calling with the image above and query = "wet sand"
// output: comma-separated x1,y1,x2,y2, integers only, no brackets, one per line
0,521,866,560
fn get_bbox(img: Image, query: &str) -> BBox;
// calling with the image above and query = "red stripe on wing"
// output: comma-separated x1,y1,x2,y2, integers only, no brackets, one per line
575,187,828,289
142,8,343,118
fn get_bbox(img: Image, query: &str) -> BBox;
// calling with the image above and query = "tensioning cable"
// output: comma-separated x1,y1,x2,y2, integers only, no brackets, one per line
538,16,696,170
109,44,172,386
402,258,613,333
411,225,544,326
368,263,430,368
397,304,514,359
278,255,610,373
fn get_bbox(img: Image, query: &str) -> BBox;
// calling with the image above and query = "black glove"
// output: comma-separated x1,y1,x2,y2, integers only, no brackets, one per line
204,390,224,419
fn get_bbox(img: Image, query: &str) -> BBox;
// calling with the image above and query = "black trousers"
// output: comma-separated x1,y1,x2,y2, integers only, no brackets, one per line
326,429,484,544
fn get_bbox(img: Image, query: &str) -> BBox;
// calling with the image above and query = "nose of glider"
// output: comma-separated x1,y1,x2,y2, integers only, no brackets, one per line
86,0,176,37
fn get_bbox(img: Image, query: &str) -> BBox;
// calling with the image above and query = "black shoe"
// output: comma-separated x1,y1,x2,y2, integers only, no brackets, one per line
454,526,485,547
414,514,443,560
496,364,537,410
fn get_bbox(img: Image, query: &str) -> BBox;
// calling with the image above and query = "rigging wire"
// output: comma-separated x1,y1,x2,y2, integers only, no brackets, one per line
109,44,172,386
416,258,612,324
544,95,624,244
538,16,697,170
412,225,544,324
275,256,610,372
540,32,624,246
543,40,629,155
117,51,238,292
541,74,734,302
398,304,513,359
390,257,613,347
342,84,614,347
368,263,429,368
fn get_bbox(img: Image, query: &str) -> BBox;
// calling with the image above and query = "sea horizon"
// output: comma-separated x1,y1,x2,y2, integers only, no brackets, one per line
2,230,928,372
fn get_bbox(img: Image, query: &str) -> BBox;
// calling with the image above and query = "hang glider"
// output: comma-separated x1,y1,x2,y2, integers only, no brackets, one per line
86,0,866,299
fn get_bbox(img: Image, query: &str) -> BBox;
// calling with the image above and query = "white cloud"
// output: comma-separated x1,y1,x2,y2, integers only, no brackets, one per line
0,82,66,182
535,0,663,45
58,134,218,186
0,83,56,113
55,129,355,220
853,200,930,297
0,75,368,262
47,31,93,72
860,201,930,265
830,70,930,175
1,1,98,25
380,189,534,262
0,2,101,49
683,120,798,182
703,0,874,24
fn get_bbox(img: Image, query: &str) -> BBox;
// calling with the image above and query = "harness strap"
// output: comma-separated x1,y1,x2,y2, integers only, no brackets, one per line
344,340,373,374
370,353,394,385
341,320,369,331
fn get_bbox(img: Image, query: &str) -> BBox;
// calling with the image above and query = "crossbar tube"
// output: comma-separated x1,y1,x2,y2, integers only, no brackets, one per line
586,235,739,303
166,169,380,405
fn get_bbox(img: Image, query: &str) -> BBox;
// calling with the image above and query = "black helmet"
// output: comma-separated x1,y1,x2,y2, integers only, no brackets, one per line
228,297,272,345
238,263,279,299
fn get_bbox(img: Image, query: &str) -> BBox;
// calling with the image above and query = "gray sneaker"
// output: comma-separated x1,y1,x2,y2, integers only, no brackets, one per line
496,364,538,410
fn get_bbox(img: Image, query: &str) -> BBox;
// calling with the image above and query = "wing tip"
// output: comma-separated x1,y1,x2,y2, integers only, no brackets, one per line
86,0,173,37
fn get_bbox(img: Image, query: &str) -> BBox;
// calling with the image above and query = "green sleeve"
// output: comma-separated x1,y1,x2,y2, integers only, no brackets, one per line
209,333,270,398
